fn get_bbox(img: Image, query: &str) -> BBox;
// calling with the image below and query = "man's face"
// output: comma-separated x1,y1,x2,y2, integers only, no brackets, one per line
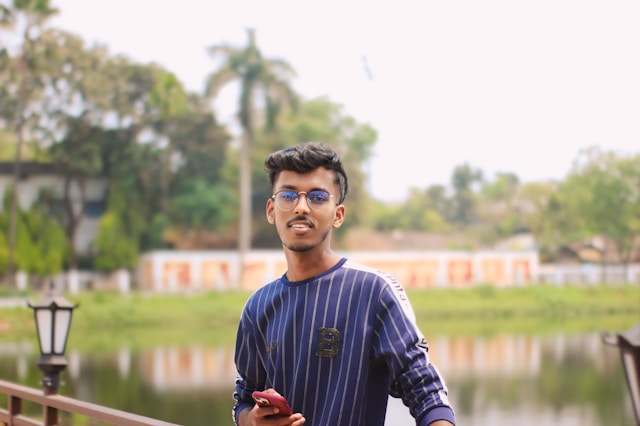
266,168,345,253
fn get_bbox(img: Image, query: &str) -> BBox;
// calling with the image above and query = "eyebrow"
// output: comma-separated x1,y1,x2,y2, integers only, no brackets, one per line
276,184,329,193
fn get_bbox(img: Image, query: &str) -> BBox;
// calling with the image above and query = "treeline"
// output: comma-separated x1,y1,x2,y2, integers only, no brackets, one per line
0,1,638,282
370,150,640,265
0,1,376,280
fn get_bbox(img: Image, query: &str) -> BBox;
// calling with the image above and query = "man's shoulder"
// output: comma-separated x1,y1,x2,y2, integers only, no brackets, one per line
342,259,398,285
342,259,415,315
244,278,282,305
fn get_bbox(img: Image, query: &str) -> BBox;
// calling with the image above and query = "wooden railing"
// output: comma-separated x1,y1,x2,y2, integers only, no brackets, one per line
0,379,181,426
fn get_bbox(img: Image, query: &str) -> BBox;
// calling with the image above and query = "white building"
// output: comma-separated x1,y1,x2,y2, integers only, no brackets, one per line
0,162,106,256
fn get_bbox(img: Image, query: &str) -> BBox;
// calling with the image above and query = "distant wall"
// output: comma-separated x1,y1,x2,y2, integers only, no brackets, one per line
136,250,540,291
39,256,638,294
538,263,640,285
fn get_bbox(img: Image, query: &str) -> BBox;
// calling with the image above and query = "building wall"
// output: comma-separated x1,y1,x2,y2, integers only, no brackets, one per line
137,249,540,291
0,171,106,255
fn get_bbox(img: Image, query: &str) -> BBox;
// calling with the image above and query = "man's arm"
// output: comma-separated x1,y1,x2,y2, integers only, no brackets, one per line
376,284,456,425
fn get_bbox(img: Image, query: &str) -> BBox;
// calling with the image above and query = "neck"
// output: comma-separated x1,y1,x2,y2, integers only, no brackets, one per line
283,247,342,282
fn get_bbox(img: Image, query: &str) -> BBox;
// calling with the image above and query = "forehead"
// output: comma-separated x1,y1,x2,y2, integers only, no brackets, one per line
274,168,336,190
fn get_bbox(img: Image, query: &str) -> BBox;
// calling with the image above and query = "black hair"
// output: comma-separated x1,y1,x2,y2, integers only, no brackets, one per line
264,142,349,204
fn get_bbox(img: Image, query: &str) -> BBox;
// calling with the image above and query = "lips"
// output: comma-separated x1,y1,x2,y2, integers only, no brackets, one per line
287,217,314,229
289,221,313,229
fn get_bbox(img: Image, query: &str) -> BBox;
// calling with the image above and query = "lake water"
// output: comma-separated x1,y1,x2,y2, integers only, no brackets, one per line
0,329,636,425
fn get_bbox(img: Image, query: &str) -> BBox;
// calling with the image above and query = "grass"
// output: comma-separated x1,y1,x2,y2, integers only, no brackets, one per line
1,284,639,350
408,283,639,318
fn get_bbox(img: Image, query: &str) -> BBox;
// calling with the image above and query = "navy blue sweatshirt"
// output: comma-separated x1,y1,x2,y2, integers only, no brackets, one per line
233,258,455,425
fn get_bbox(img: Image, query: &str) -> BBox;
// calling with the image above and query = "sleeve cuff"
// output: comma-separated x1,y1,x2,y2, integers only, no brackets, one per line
417,406,456,426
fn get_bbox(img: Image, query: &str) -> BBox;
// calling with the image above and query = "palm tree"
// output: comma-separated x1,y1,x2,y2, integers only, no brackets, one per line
205,28,297,288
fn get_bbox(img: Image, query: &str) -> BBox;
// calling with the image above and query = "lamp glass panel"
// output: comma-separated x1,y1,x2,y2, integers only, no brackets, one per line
54,309,71,354
36,309,53,354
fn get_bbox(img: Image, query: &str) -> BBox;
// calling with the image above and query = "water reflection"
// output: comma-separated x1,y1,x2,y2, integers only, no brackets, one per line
1,332,634,425
139,346,236,390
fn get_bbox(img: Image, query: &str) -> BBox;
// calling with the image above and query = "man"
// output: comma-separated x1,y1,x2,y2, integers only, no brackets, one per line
233,142,455,426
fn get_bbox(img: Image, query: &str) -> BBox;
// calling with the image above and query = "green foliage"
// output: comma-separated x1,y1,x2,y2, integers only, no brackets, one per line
149,68,188,118
368,148,639,261
0,202,69,275
93,185,144,271
93,211,139,272
450,163,484,226
1,7,232,264
206,28,298,132
370,186,451,233
168,179,236,230
0,231,9,272
19,208,69,274
2,0,639,264
0,132,47,161
555,147,640,264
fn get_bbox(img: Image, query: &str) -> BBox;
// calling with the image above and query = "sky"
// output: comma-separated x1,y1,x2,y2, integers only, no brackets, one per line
47,0,640,202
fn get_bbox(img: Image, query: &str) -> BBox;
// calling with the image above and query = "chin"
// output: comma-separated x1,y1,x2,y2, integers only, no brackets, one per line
285,242,316,252
280,229,330,253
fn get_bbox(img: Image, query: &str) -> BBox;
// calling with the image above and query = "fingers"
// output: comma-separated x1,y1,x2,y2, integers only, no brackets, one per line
289,414,306,425
251,409,305,425
253,404,280,418
276,414,305,425
250,389,304,425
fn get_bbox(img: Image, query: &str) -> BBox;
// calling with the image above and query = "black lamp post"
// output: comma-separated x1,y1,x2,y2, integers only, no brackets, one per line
601,323,640,425
28,283,78,396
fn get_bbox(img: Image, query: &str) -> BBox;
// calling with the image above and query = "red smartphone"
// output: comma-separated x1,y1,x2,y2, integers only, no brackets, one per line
252,391,293,416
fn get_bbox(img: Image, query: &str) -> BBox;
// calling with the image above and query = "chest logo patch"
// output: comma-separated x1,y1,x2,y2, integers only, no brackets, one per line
315,327,340,357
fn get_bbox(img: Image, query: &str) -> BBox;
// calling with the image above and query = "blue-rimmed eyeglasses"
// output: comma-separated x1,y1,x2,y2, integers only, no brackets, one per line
271,190,335,212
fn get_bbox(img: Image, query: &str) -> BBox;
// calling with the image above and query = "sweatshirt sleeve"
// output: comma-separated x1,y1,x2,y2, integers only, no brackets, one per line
373,283,456,425
232,305,264,425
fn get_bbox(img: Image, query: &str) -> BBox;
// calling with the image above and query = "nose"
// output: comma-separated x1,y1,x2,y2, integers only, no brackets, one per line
294,192,312,212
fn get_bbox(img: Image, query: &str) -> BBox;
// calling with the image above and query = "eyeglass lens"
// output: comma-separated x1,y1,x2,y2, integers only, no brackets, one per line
274,190,331,211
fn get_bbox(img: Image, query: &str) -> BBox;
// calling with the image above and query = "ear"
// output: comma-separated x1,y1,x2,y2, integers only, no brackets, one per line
332,204,345,228
266,198,275,224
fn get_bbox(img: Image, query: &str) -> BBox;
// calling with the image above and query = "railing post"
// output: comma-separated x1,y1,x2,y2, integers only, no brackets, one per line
44,402,58,426
9,394,22,417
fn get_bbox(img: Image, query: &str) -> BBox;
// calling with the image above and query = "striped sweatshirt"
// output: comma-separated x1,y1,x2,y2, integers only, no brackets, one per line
233,258,455,426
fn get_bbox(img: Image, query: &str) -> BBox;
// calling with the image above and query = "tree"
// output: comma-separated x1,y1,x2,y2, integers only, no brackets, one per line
93,188,138,272
450,163,483,227
138,90,231,248
205,28,297,286
36,34,229,264
0,0,58,283
0,186,69,279
517,181,562,261
476,172,523,242
47,117,105,268
40,35,231,261
562,147,640,280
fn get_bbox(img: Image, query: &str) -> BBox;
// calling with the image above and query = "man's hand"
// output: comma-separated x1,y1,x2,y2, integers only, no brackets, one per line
238,389,305,426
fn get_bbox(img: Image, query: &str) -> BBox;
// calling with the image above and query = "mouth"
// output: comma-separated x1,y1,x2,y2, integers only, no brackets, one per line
289,222,313,230
287,218,314,230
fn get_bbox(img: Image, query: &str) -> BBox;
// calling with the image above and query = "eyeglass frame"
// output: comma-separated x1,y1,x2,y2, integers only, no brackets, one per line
271,189,338,212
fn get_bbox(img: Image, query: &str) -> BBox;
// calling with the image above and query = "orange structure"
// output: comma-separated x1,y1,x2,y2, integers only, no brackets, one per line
138,250,538,291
